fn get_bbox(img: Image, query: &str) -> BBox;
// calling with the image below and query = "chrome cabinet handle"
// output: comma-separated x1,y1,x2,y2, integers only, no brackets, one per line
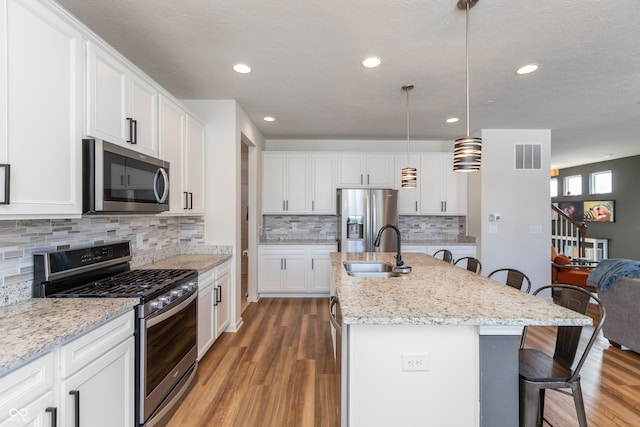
69,390,80,427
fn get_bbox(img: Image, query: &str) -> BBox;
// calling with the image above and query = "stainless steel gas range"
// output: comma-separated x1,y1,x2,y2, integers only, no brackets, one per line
33,241,198,427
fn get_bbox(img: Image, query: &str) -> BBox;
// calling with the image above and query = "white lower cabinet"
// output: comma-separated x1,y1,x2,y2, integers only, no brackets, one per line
197,261,231,360
0,353,55,427
60,338,134,427
0,311,135,427
258,244,337,296
214,262,231,338
197,268,216,360
427,245,476,262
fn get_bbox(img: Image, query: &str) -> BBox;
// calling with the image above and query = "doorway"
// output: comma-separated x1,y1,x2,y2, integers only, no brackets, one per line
240,141,249,313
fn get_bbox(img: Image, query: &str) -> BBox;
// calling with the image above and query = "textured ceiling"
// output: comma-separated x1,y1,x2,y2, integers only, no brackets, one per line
56,0,640,168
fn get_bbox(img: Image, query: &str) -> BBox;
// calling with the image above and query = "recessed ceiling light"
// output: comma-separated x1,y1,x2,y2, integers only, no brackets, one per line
263,116,275,122
361,57,381,68
446,117,459,123
516,64,538,75
233,63,252,74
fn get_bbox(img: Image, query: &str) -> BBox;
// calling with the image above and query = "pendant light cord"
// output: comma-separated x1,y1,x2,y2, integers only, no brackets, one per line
406,87,411,159
465,1,470,137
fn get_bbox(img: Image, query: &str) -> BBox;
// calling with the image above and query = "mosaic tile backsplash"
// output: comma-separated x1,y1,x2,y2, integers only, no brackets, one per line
0,215,229,306
261,215,467,241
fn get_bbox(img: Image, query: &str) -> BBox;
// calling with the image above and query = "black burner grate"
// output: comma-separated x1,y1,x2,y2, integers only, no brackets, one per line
52,269,196,299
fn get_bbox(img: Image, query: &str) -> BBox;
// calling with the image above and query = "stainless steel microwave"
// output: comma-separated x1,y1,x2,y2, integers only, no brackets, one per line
83,139,169,214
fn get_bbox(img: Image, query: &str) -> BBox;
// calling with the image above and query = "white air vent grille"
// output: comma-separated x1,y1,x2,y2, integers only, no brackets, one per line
515,144,542,170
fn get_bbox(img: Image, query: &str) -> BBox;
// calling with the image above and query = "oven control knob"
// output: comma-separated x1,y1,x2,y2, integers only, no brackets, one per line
171,289,183,298
160,295,172,304
150,300,163,310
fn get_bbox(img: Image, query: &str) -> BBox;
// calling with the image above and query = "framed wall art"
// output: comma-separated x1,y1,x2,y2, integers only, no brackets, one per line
583,201,614,222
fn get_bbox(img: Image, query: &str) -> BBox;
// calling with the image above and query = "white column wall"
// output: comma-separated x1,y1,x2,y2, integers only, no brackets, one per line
182,99,265,331
468,129,551,293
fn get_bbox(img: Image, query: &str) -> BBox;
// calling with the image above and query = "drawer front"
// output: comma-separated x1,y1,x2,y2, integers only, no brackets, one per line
214,261,231,279
60,311,134,378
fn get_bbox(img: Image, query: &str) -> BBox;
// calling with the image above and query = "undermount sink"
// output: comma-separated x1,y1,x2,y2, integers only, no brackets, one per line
343,261,401,278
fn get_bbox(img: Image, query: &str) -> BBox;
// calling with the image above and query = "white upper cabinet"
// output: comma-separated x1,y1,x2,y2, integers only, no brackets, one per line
262,153,310,214
394,154,420,214
337,153,393,188
420,153,467,215
394,153,467,216
184,114,206,214
0,0,83,218
86,41,159,156
158,94,185,213
159,94,205,215
262,153,336,214
310,154,336,214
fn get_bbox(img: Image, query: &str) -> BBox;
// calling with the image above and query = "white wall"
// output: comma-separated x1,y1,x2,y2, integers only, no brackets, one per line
182,99,265,331
468,129,551,292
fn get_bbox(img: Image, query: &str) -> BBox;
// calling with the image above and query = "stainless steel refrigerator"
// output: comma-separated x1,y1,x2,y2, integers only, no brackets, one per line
337,188,399,252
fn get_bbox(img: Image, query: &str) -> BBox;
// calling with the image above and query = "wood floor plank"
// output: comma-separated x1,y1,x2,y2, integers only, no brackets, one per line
168,298,640,427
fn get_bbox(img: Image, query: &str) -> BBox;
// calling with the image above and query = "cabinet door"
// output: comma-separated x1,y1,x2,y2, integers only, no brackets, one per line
215,271,231,337
282,255,307,292
310,252,332,293
158,95,186,213
395,154,420,214
337,154,365,187
419,154,445,214
441,153,467,215
285,155,309,213
258,253,285,292
128,73,158,156
0,0,83,217
185,114,206,214
365,154,394,187
311,154,336,213
0,390,56,427
86,42,128,144
0,352,54,426
60,337,134,427
197,276,215,360
262,154,286,213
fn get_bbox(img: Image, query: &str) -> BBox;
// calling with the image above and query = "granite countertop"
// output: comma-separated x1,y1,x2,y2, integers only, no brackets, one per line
0,253,232,376
332,252,591,327
138,254,232,273
0,298,138,375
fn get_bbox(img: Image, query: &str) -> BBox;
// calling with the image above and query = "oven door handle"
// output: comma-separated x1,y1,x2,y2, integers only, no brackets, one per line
146,291,197,327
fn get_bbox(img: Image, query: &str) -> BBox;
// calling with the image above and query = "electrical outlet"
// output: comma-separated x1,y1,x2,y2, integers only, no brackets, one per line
401,352,429,371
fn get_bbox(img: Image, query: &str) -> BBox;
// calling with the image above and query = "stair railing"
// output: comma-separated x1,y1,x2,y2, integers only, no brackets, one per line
551,204,588,259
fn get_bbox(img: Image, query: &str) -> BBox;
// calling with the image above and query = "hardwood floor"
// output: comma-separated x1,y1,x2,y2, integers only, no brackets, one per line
168,298,640,427
167,298,339,427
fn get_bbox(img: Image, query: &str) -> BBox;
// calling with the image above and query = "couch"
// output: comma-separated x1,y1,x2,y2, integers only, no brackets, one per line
551,246,596,291
597,277,640,353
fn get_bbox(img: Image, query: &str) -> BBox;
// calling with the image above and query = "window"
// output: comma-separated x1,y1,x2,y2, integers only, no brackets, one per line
550,178,558,197
590,171,612,194
564,175,582,196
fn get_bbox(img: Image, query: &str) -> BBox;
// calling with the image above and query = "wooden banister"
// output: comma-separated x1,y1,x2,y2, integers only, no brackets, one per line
551,204,588,258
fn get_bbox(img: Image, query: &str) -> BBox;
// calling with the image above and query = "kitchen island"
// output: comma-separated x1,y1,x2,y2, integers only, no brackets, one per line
330,252,591,427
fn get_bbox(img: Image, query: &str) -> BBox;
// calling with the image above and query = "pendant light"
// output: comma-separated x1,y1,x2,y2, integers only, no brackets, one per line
453,0,482,172
401,84,417,188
